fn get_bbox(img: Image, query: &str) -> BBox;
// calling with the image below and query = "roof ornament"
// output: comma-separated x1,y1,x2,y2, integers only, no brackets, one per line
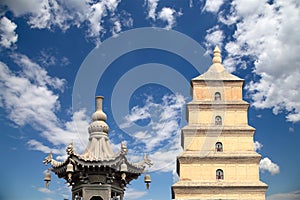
43,151,64,167
43,151,53,165
212,46,222,64
121,141,128,155
66,142,74,155
88,96,110,134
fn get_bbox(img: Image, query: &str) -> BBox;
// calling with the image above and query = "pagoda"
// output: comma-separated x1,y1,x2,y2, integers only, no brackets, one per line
171,46,268,199
43,96,152,200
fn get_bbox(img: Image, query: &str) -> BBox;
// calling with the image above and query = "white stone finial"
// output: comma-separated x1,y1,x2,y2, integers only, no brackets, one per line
89,96,109,134
92,96,107,122
212,46,222,64
96,96,104,111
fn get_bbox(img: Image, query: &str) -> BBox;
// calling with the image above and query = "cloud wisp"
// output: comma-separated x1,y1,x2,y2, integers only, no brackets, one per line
0,16,18,49
121,94,186,172
267,190,300,200
254,141,280,175
259,157,280,175
144,0,182,30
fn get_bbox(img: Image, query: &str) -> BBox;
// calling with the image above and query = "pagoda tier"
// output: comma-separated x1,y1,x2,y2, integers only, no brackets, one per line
172,46,267,200
43,96,152,200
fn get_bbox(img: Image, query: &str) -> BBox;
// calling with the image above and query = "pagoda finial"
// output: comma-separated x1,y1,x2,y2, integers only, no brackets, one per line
88,96,109,134
83,96,113,160
92,96,107,122
212,46,222,64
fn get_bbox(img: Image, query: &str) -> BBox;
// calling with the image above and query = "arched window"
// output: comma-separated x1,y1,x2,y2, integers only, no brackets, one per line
215,116,222,125
215,92,221,100
215,142,223,152
216,169,224,180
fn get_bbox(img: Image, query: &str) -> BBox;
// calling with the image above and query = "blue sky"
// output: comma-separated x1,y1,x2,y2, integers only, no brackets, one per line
0,0,299,200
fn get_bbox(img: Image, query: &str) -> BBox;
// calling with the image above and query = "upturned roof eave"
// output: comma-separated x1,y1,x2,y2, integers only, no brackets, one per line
51,152,145,173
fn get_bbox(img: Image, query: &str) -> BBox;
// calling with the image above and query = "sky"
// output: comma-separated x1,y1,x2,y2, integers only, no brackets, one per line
0,0,299,200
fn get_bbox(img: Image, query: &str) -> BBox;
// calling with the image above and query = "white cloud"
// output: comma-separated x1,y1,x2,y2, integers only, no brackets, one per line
203,0,224,13
120,103,151,129
43,198,54,200
0,57,90,159
0,0,50,16
214,0,300,122
87,2,107,40
204,25,225,51
121,94,185,172
38,49,57,67
231,0,266,18
267,190,300,200
145,0,159,20
189,0,193,8
112,20,122,36
11,53,65,90
0,16,18,48
158,7,181,30
259,157,280,175
0,61,60,126
254,141,263,151
253,141,279,175
38,187,52,194
105,0,120,12
38,50,70,67
145,2,183,30
28,139,62,155
124,188,147,200
149,147,182,172
0,0,122,44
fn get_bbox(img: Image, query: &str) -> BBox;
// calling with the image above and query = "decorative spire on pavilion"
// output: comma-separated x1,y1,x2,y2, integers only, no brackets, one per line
43,96,152,200
80,96,115,161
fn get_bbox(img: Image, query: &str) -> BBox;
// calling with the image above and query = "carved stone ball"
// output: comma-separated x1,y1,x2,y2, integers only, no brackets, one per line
92,110,107,122
88,120,110,133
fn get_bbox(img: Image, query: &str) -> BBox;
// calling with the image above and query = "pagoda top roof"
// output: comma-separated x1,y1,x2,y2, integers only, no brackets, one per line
43,96,152,175
192,46,243,82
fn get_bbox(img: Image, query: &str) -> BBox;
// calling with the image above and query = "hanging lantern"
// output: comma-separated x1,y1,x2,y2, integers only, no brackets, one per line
66,163,74,181
120,160,128,190
120,162,128,172
144,173,151,189
44,169,51,188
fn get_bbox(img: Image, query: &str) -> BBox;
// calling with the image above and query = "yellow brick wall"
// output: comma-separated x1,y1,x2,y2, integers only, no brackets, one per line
192,82,243,101
179,163,259,181
183,135,255,151
188,110,248,126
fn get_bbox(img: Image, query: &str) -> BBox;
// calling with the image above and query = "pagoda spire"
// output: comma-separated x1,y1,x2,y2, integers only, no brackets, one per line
80,96,115,160
212,45,222,64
